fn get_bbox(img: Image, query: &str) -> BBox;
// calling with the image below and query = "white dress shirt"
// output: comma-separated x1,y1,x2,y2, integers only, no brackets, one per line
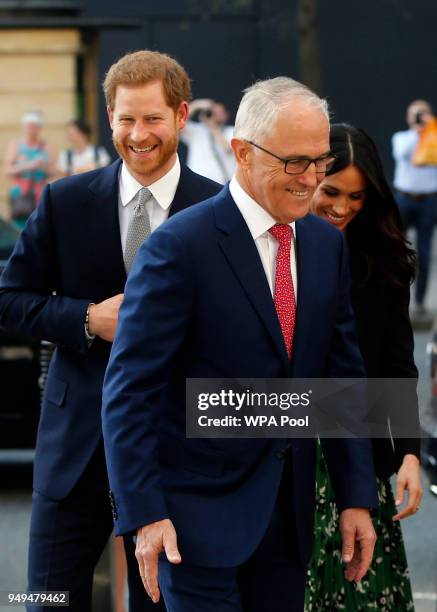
85,157,182,344
392,129,437,194
118,156,181,249
229,176,297,298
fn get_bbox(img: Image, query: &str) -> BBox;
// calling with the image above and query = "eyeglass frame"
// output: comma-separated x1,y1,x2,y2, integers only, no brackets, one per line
245,140,336,175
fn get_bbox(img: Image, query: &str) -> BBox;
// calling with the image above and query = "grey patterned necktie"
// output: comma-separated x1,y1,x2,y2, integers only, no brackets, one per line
124,187,152,273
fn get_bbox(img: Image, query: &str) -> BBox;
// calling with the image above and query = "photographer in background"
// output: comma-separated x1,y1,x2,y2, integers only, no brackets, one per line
180,98,235,183
392,99,437,320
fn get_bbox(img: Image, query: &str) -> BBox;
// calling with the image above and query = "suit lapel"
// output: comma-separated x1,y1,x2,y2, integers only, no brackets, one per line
87,159,126,287
168,165,199,217
214,188,289,370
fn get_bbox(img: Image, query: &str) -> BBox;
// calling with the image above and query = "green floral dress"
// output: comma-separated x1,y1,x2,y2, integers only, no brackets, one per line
305,442,414,611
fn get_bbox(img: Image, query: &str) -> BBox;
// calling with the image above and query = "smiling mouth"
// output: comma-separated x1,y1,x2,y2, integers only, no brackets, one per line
324,211,346,223
129,144,158,153
286,189,309,197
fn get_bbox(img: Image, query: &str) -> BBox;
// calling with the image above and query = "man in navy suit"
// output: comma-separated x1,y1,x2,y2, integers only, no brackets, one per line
0,50,220,611
102,77,378,611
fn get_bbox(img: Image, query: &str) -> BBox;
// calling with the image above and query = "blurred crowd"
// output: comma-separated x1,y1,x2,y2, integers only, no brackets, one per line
4,111,111,229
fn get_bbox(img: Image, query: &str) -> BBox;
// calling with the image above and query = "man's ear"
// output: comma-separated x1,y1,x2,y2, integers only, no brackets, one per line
107,106,114,130
231,138,252,168
176,101,189,130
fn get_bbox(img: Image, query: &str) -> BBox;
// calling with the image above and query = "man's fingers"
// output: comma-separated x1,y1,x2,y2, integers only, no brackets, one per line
136,537,160,603
340,509,376,582
143,547,161,603
135,549,153,600
135,519,179,604
354,536,375,582
341,527,355,563
163,527,182,564
344,551,360,582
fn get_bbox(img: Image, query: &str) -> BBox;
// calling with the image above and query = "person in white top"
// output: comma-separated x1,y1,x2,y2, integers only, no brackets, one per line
180,98,235,184
57,119,111,176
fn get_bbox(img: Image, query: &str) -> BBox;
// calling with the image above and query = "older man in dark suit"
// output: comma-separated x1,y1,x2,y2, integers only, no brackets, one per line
102,76,378,611
0,50,220,611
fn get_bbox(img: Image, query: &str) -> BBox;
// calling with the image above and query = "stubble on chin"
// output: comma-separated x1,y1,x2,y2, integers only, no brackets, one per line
112,134,179,181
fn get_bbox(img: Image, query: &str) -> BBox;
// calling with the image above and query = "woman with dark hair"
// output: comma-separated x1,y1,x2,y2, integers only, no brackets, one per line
306,123,423,611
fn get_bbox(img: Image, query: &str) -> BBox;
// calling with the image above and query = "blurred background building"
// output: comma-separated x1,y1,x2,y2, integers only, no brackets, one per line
1,0,437,216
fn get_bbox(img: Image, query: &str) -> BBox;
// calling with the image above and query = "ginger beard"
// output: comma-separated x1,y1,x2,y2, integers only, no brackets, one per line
108,80,187,185
112,123,179,183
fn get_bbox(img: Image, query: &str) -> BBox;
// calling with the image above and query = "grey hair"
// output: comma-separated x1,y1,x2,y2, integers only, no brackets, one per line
233,76,329,142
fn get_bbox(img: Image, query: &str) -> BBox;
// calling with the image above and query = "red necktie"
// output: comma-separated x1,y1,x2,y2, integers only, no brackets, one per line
268,224,296,359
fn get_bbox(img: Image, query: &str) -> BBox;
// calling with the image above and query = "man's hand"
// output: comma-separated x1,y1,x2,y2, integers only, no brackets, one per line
87,294,124,342
393,454,423,520
136,519,182,604
340,507,376,582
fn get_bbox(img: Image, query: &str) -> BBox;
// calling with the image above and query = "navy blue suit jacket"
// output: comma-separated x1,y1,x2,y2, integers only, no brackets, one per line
102,186,378,567
0,159,221,500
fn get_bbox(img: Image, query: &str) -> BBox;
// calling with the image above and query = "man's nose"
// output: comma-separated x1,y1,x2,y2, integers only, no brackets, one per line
130,122,150,142
298,162,318,188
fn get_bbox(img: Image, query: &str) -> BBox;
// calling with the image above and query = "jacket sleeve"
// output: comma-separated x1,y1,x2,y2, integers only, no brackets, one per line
0,183,90,353
102,225,194,535
382,284,421,468
321,232,378,511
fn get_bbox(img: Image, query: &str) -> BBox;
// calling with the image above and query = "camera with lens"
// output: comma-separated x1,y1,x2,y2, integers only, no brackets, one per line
415,111,426,126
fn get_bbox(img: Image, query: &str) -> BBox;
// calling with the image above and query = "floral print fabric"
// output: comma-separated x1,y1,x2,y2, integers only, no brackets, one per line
305,442,414,611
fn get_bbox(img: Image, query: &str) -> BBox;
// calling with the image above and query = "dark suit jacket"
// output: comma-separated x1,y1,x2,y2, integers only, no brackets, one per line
0,159,221,500
350,281,421,479
102,187,378,568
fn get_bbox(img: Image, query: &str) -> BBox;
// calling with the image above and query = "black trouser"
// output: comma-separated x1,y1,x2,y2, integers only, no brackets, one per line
27,442,165,612
158,452,307,611
396,190,437,306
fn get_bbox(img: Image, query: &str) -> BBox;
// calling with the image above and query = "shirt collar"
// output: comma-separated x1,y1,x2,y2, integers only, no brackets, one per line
229,176,296,239
119,156,181,210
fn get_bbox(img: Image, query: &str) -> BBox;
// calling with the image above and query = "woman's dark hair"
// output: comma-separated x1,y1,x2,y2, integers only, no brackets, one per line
326,123,415,288
69,119,92,138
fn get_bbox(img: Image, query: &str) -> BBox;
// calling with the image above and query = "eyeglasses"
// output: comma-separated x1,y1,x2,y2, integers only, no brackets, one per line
246,140,336,175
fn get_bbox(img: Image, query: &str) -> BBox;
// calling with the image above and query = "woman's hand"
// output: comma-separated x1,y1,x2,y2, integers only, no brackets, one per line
393,454,423,520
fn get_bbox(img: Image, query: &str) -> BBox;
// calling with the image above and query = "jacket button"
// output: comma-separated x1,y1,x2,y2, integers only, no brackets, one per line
275,449,286,460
